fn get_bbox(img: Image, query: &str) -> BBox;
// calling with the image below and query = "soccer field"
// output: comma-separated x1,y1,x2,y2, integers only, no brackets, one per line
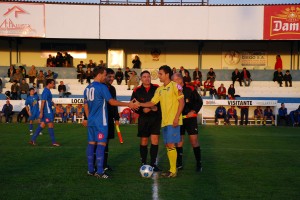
0,124,299,200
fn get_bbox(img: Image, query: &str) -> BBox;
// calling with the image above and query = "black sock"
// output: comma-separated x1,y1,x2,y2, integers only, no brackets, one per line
193,146,201,164
103,144,109,168
150,144,158,166
140,145,148,164
176,147,183,166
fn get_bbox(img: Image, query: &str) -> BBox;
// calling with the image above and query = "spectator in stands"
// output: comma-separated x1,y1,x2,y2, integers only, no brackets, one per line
75,104,84,120
274,55,283,70
63,52,73,67
193,68,202,85
289,106,300,127
98,60,106,68
215,105,227,125
278,103,289,126
36,70,45,88
77,65,85,84
19,66,26,78
11,80,20,100
2,100,13,123
77,61,86,69
217,83,226,99
12,69,23,83
207,68,216,83
55,52,64,67
226,106,238,125
172,67,177,74
263,106,275,126
0,78,2,93
17,107,29,123
8,65,16,82
179,66,185,76
54,104,64,122
203,78,213,96
241,67,251,87
127,71,139,90
239,106,249,125
232,68,242,86
227,94,235,100
124,67,131,85
63,104,75,123
20,78,29,100
47,54,55,67
87,59,96,68
283,70,292,87
28,65,37,84
85,67,93,84
273,68,283,87
58,81,67,98
254,106,263,125
228,84,235,98
209,86,217,99
132,55,141,69
183,70,191,84
115,68,124,85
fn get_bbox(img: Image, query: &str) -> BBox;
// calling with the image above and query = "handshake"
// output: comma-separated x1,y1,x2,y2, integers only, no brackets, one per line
128,99,157,113
128,98,140,110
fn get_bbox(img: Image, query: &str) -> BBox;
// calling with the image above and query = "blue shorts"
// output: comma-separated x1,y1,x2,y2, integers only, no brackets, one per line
28,110,40,121
88,126,108,143
162,125,181,144
40,113,54,124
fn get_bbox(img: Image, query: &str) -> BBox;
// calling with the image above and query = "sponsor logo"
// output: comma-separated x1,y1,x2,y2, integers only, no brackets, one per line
228,101,253,106
98,133,104,140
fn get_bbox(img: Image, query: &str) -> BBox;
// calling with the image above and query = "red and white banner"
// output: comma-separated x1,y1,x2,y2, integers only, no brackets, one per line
0,3,45,37
264,5,300,40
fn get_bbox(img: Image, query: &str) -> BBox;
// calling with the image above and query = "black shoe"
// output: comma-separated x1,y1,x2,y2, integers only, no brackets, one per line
104,165,113,172
196,163,202,172
94,172,109,179
151,165,162,172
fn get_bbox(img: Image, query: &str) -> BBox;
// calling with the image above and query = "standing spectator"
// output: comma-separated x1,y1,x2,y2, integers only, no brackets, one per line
36,70,45,88
209,86,217,99
274,55,283,70
278,103,289,126
232,68,242,86
217,83,226,99
20,78,29,100
7,65,16,82
85,67,93,84
55,52,64,67
254,106,263,125
47,54,55,67
124,67,131,85
63,52,73,67
127,71,139,90
207,68,216,83
87,60,96,69
183,70,191,84
239,106,249,125
227,106,238,125
12,69,23,83
179,66,185,76
2,100,14,123
28,65,37,84
283,70,292,87
11,80,20,100
193,68,202,85
17,107,29,123
203,78,213,96
115,68,124,85
77,65,85,84
58,81,67,98
228,84,235,97
132,55,141,69
263,106,275,126
273,68,283,87
98,60,106,68
172,67,177,74
215,105,227,125
241,68,251,87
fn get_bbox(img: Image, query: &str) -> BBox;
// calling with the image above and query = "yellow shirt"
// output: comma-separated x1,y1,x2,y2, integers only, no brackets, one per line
151,81,184,127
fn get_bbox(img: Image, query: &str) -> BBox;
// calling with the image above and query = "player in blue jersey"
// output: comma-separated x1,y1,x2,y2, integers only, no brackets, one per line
83,66,138,179
29,79,60,147
25,88,41,135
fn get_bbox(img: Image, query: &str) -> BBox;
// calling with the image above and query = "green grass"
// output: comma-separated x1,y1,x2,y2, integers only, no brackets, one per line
0,124,299,200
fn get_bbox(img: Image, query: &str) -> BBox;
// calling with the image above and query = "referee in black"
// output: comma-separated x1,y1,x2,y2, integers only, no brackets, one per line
172,72,203,172
131,70,162,171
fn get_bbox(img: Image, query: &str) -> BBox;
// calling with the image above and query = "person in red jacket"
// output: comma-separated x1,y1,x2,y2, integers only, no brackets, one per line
203,78,213,96
217,83,226,99
274,55,283,70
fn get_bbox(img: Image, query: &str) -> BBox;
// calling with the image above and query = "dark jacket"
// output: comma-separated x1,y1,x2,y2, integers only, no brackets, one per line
193,71,202,81
240,70,251,79
182,84,203,115
273,71,283,81
2,104,13,114
232,71,241,81
58,84,66,92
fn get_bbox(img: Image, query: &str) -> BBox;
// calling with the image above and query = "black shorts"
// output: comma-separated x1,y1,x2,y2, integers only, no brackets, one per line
138,115,161,137
180,117,198,135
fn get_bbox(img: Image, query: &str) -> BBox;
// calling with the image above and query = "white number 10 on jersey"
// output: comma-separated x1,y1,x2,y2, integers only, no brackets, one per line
86,87,95,101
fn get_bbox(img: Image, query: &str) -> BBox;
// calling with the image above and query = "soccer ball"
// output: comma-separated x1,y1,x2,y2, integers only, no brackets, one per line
120,117,129,124
139,165,153,178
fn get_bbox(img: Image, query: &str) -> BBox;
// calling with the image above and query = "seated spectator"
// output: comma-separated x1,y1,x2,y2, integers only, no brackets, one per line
7,65,16,82
263,106,275,126
254,106,263,125
124,67,131,85
209,86,217,99
75,104,84,119
227,94,235,100
193,68,202,85
172,67,177,74
283,70,292,87
273,68,283,87
54,104,64,121
11,80,20,100
241,67,251,87
232,68,242,86
19,66,26,78
115,68,124,85
207,68,216,83
132,56,141,69
85,67,93,84
226,106,238,125
45,70,54,80
28,65,37,84
2,100,14,123
20,78,29,100
17,107,29,123
183,70,191,84
217,83,226,99
87,59,96,68
289,106,300,127
215,105,227,125
98,60,106,68
63,104,75,123
203,78,213,96
36,70,45,88
77,65,85,84
278,103,289,126
58,81,67,98
77,61,86,69
127,71,139,90
228,84,235,97
12,69,23,83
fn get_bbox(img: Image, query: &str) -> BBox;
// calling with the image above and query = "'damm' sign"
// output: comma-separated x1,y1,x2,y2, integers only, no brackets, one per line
264,5,300,40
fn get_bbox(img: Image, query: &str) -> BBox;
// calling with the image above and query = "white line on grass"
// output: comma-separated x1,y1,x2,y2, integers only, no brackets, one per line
152,157,160,200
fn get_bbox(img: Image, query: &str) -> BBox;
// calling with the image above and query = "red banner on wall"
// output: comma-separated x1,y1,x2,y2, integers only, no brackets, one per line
264,5,300,40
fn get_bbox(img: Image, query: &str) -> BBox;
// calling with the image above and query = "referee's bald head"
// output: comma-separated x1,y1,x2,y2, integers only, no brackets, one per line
172,72,183,80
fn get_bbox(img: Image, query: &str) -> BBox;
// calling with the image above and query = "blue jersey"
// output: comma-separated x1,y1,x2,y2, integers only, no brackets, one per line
25,94,40,113
41,88,53,115
84,82,112,127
